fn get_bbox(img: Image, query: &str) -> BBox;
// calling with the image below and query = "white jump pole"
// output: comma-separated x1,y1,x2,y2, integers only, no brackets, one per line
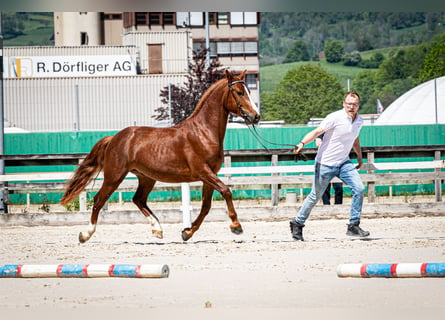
180,182,192,229
337,262,445,278
0,264,169,278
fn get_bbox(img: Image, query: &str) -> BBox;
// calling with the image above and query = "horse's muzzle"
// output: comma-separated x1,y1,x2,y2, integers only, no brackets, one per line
245,113,261,125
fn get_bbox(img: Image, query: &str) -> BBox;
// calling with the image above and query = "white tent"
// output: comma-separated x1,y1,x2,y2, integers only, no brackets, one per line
375,76,445,125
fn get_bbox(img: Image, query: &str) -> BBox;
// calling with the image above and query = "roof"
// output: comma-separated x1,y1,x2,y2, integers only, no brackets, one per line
375,76,445,125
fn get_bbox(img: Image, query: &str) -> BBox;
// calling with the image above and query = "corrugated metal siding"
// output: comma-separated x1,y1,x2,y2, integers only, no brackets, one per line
4,74,187,132
4,46,139,57
6,125,444,154
122,31,191,74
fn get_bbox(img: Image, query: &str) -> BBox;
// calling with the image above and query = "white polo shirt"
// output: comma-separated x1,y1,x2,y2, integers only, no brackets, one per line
315,109,363,166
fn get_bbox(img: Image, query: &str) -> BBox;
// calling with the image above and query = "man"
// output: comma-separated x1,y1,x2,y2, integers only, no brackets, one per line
290,91,369,241
316,134,343,205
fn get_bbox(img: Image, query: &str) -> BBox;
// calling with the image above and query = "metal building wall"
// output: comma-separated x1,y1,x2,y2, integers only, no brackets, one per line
4,74,187,132
5,45,139,57
122,31,192,74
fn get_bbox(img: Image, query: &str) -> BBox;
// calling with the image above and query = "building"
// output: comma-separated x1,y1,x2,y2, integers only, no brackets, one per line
54,12,260,98
4,12,261,132
375,76,445,125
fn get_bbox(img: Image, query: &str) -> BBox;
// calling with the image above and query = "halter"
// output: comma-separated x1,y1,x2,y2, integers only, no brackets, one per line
227,80,250,119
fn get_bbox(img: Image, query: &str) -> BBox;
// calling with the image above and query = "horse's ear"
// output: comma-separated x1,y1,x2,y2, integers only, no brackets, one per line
240,69,247,79
225,69,234,82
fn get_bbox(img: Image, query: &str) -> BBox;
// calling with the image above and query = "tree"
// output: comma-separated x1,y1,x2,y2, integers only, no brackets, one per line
283,40,310,63
153,46,224,125
378,44,428,81
351,70,379,113
261,64,343,124
2,12,26,39
324,40,344,63
358,52,385,69
417,33,445,83
342,50,362,66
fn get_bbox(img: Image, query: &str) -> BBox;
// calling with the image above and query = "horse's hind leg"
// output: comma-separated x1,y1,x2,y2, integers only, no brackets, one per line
132,176,163,239
182,183,214,241
79,178,124,243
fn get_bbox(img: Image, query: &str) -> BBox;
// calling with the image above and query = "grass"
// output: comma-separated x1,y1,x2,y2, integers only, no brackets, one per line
4,13,54,46
260,59,369,94
259,46,411,94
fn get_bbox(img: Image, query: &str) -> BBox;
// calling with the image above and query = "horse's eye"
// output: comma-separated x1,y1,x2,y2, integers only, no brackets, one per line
237,91,244,96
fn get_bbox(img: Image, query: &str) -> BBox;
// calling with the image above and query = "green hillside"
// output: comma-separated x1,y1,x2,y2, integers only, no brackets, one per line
260,59,368,94
3,12,54,46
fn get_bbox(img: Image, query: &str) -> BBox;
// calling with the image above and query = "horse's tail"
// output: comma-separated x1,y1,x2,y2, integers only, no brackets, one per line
60,136,113,206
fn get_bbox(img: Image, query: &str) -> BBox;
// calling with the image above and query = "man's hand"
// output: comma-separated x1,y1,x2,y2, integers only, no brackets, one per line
356,159,363,170
293,143,303,154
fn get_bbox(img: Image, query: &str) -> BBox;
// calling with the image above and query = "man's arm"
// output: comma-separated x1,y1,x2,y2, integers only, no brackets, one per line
352,137,363,169
293,126,324,154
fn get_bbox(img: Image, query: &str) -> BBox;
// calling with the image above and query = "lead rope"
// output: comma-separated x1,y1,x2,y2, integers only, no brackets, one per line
245,123,308,162
228,79,307,162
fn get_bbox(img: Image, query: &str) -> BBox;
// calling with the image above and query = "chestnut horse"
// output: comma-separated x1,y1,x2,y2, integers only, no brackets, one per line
60,70,260,243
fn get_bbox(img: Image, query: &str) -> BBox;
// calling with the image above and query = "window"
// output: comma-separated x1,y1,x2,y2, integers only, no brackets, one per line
230,12,243,25
135,12,175,27
230,12,258,25
217,12,228,24
135,12,147,25
217,42,230,56
177,12,203,27
246,73,257,90
244,12,257,25
193,41,217,57
162,12,175,25
149,12,161,25
215,41,258,58
80,32,88,45
231,42,244,56
190,12,203,26
245,41,258,55
208,12,229,25
103,13,122,20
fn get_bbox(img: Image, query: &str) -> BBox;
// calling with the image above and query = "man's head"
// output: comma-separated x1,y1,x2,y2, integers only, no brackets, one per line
343,91,360,120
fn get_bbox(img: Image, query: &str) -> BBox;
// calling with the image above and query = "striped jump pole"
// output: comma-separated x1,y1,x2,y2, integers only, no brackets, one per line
0,264,169,278
337,263,445,278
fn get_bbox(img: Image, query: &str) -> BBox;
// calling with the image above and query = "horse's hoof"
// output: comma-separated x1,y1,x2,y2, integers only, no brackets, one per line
152,230,163,239
230,226,243,235
181,228,192,241
78,232,87,244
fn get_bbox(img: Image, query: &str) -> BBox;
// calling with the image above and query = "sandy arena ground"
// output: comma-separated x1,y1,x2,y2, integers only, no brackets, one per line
1,210,444,319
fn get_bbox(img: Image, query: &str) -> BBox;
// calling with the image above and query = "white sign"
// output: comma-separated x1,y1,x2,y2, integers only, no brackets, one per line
3,55,137,78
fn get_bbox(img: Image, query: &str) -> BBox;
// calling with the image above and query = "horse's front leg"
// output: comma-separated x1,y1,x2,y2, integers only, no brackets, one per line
181,183,214,241
204,175,243,235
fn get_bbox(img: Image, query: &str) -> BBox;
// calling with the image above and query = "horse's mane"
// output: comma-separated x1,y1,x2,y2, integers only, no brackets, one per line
184,77,228,121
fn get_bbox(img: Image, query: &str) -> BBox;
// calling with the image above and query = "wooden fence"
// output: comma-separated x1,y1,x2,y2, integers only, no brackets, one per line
0,145,443,209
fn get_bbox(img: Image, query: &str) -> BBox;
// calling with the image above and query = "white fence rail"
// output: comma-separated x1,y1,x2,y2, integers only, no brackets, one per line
0,160,443,209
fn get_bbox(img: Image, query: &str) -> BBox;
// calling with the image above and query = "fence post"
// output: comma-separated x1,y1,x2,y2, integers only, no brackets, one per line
435,150,442,202
78,159,87,211
79,191,87,211
367,151,375,203
224,154,232,186
271,154,279,206
180,183,192,229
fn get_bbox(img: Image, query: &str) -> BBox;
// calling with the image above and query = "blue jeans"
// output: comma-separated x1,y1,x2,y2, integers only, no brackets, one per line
295,160,364,225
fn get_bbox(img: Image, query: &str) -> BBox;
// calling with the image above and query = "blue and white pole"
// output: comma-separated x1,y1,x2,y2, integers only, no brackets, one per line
337,263,445,278
0,264,169,278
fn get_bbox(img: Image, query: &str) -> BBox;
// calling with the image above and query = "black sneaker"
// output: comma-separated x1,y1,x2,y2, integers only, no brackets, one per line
346,222,370,237
289,220,305,241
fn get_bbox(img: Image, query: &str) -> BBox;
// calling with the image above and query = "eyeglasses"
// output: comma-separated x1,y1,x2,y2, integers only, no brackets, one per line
344,102,359,108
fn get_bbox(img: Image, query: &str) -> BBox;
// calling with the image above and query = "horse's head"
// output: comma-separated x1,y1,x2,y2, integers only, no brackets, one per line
225,70,261,125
